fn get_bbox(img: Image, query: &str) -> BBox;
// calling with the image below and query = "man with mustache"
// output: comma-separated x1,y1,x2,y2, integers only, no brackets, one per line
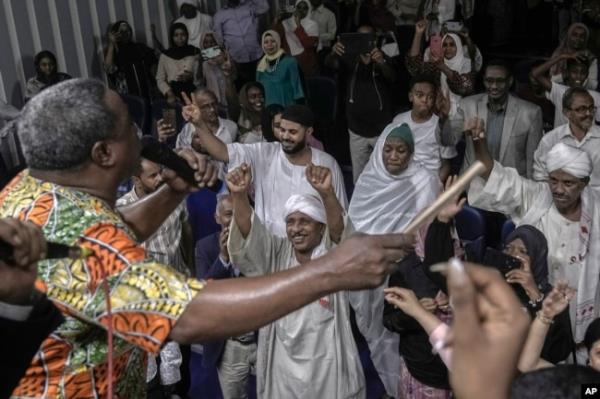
452,60,543,178
534,87,600,188
466,117,600,361
188,101,347,237
225,162,365,398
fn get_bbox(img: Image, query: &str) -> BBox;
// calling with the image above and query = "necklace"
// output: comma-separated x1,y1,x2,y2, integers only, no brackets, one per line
266,56,281,73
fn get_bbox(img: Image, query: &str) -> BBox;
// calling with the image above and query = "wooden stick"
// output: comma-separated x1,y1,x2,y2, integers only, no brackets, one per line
402,161,486,235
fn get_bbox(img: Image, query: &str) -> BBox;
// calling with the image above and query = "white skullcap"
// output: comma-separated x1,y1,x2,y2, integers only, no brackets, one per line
176,0,200,9
546,142,592,178
283,194,327,224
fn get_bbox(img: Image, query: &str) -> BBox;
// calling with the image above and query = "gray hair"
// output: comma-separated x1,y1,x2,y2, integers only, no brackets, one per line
18,78,116,171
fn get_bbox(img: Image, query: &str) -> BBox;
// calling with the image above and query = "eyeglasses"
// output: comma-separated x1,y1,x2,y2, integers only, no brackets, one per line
568,105,597,114
484,77,508,85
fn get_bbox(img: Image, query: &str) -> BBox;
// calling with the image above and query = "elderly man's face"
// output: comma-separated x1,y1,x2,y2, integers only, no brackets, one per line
548,169,587,214
104,90,141,182
565,93,595,132
194,92,219,124
285,212,324,254
215,197,233,227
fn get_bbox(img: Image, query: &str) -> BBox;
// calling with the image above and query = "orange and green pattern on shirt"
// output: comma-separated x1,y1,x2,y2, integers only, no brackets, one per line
0,172,204,398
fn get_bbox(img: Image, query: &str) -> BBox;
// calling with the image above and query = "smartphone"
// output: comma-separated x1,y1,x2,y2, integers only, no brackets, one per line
444,20,464,33
339,33,377,56
201,46,222,61
482,248,522,276
162,108,176,130
429,33,443,60
483,248,530,303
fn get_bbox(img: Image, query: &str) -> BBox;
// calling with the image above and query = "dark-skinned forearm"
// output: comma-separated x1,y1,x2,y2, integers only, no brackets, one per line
231,191,252,238
320,190,344,243
170,255,335,343
118,185,186,241
472,139,494,180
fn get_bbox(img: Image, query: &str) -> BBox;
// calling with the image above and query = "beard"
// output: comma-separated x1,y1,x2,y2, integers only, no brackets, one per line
281,140,306,154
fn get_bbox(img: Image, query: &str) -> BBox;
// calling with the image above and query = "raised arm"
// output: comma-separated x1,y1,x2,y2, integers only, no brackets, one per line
306,163,344,243
409,20,427,58
465,117,493,180
181,92,229,162
171,231,416,343
518,282,575,372
226,163,253,238
531,54,569,92
118,149,218,241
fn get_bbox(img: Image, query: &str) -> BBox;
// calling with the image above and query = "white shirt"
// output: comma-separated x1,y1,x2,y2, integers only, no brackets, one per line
546,82,600,128
311,5,337,50
533,124,600,187
227,142,348,237
175,118,238,149
392,111,456,173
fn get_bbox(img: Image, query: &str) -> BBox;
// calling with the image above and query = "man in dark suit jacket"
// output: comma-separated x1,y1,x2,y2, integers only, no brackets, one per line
0,218,63,399
195,194,256,399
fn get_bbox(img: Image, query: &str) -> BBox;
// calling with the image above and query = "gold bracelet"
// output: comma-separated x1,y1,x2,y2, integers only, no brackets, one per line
536,311,554,325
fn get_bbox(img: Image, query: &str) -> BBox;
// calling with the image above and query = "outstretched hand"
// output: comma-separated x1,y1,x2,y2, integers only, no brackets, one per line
540,280,576,320
437,175,467,223
306,163,333,195
226,163,252,194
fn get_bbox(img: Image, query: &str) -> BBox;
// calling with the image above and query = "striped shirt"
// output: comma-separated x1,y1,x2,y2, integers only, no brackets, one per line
117,188,190,276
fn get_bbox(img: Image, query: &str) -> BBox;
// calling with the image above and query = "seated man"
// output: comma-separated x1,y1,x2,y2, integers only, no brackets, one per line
531,52,600,128
226,162,365,398
466,117,600,358
157,88,238,150
195,193,257,399
0,78,413,397
533,87,600,188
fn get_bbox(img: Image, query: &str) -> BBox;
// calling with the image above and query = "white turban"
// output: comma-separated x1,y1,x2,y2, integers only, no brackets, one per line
176,0,200,9
546,142,593,178
283,194,327,224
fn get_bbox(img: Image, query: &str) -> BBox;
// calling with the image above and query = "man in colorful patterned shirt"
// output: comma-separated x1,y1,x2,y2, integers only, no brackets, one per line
0,78,414,398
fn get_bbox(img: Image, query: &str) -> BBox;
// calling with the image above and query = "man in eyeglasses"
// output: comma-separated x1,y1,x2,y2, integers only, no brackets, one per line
452,59,543,178
534,87,600,187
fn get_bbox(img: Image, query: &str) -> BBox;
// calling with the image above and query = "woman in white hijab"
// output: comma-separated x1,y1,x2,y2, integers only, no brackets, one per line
274,0,319,76
348,123,441,399
407,20,478,117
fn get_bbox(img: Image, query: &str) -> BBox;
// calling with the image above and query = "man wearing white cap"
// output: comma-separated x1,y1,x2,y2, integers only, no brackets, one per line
225,162,365,398
174,0,213,49
533,87,600,188
466,117,600,357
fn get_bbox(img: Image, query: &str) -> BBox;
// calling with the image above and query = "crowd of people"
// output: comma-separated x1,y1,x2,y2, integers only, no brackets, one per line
2,0,600,398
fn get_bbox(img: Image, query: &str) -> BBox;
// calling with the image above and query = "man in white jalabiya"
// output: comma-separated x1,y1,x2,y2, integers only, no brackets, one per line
226,162,366,398
187,102,347,236
466,117,600,360
348,124,440,398
174,0,213,49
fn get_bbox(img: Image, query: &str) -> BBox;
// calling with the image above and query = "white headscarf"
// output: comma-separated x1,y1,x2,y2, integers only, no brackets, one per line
284,194,327,224
424,33,475,116
349,125,441,235
546,142,593,178
282,0,319,56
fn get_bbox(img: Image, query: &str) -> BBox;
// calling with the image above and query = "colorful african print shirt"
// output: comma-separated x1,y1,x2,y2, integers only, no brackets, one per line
0,172,204,399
